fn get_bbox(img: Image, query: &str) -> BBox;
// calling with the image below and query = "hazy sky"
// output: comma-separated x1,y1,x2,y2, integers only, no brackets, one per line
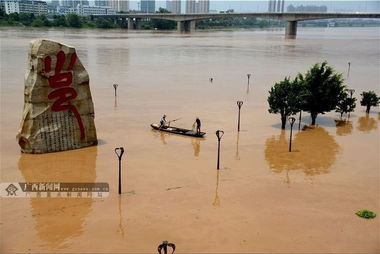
47,0,380,13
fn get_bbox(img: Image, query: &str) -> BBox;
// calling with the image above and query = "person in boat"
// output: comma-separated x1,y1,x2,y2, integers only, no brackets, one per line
194,117,201,134
160,115,167,128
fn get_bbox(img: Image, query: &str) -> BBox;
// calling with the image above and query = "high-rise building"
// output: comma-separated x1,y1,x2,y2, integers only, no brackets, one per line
268,0,284,12
166,0,180,14
94,0,107,7
198,0,209,13
185,0,195,13
141,0,155,13
109,0,129,12
60,0,89,7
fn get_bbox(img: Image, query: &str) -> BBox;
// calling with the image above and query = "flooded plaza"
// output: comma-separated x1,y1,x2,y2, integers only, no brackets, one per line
1,27,379,253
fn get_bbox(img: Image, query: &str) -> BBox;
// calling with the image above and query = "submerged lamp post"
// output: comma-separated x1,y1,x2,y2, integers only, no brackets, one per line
247,73,251,84
157,241,176,254
113,84,118,97
288,117,296,152
115,147,125,195
237,100,243,131
216,130,224,170
347,62,351,79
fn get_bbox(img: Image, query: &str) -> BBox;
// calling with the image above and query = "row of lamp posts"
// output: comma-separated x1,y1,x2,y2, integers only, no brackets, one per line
114,73,297,193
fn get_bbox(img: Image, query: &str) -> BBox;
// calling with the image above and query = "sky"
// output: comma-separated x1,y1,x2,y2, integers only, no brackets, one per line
45,1,380,13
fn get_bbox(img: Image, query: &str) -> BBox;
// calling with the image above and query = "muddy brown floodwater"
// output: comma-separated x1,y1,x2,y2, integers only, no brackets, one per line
1,27,379,253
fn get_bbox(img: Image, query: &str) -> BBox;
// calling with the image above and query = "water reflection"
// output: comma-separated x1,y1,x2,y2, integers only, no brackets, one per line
212,170,220,207
114,96,118,109
357,114,378,133
18,146,97,250
265,127,339,181
235,132,240,160
191,138,200,157
335,119,353,136
152,130,203,157
118,196,125,238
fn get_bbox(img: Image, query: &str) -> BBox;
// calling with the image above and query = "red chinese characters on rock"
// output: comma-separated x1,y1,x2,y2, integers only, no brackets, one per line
44,51,85,139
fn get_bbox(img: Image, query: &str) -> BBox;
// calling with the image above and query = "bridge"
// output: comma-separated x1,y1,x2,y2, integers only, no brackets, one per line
92,12,380,38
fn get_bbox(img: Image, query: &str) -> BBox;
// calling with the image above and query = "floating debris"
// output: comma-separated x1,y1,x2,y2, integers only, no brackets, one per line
356,210,376,219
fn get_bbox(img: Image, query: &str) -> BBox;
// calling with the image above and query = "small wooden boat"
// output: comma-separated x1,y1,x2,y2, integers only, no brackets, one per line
151,123,206,138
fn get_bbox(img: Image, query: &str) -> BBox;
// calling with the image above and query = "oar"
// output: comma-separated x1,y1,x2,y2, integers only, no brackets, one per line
168,118,181,126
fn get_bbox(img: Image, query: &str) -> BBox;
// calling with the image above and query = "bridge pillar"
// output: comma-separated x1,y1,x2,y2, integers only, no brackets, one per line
177,20,196,32
285,21,297,39
135,18,142,30
127,18,134,30
127,18,141,30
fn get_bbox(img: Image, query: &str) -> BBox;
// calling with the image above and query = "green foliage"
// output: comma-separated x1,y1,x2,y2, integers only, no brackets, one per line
356,210,376,219
66,14,82,28
196,17,278,30
335,90,356,118
268,77,304,129
297,61,346,125
360,91,380,114
0,8,7,18
157,8,170,13
149,8,176,30
95,18,116,29
32,14,51,27
53,15,68,27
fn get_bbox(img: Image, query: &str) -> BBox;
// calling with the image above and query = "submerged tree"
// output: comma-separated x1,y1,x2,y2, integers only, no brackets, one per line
297,61,346,125
335,89,357,118
360,91,380,114
268,77,303,129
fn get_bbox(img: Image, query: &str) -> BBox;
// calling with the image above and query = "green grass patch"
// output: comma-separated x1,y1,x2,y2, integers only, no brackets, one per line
356,210,376,219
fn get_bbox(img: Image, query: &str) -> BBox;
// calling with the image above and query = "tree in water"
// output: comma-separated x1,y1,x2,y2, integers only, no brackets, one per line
360,91,380,114
267,77,304,129
335,89,356,119
297,61,346,125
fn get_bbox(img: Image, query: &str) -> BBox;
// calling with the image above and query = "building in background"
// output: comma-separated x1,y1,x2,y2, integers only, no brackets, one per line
109,0,129,12
94,0,107,7
287,4,327,13
185,0,195,13
141,0,155,13
166,0,180,14
268,0,284,13
1,0,47,15
198,0,209,13
57,4,116,15
60,0,89,8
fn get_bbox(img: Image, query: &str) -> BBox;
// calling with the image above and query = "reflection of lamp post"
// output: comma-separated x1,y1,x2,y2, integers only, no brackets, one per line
215,130,224,170
349,89,355,98
113,84,118,97
298,110,302,130
288,117,296,152
115,147,125,194
247,73,251,84
236,101,243,132
348,89,355,119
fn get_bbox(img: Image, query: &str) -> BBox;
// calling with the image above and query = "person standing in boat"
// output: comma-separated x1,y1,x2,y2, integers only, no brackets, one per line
194,117,201,134
160,115,167,127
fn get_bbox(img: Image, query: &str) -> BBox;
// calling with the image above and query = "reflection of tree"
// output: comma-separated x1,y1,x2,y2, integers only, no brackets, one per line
191,138,200,157
265,127,339,178
18,146,97,250
357,115,378,133
335,120,353,136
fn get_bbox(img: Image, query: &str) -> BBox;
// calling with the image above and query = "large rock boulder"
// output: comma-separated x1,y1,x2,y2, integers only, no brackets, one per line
17,39,97,153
